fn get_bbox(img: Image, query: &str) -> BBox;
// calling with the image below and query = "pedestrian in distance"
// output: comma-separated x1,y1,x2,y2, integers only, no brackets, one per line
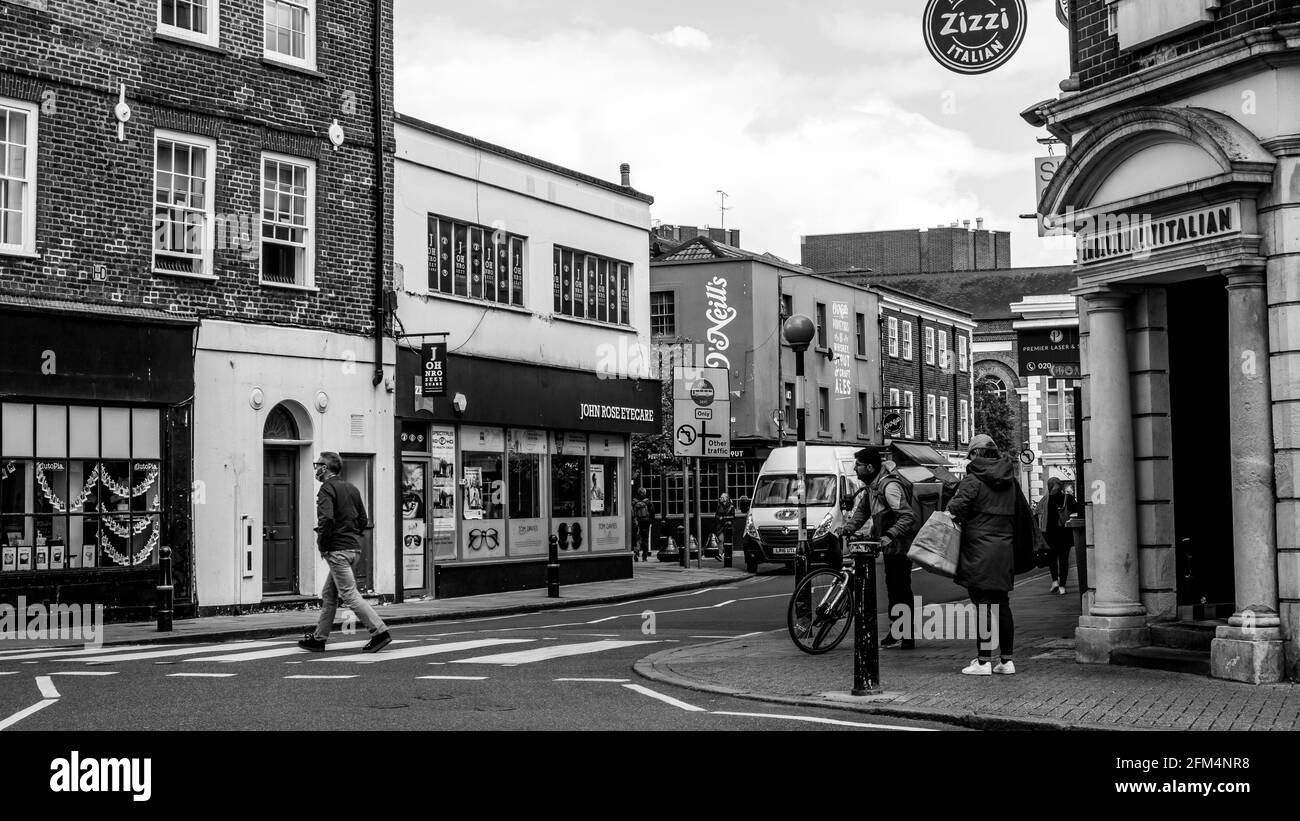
713,492,735,555
298,452,392,654
836,445,920,649
1037,477,1082,595
943,434,1024,676
631,482,653,561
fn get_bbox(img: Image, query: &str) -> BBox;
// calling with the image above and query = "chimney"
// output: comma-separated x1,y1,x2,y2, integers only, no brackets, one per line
963,220,971,229
620,163,631,186
976,217,984,230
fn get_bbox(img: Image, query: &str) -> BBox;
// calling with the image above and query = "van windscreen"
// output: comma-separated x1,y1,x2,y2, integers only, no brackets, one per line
752,474,836,507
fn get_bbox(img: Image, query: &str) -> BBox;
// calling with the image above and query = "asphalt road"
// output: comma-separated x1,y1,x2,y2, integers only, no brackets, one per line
0,562,968,732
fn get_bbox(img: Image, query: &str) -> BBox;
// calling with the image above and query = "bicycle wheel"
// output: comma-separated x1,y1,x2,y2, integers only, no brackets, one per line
787,569,854,654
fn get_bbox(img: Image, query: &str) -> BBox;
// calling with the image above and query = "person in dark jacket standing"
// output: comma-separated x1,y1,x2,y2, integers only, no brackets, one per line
838,446,919,649
945,434,1021,675
298,452,391,653
1037,477,1082,595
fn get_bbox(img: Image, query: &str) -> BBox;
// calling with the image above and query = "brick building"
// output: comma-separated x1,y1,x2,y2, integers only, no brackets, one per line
0,0,395,618
800,221,1012,275
1025,0,1300,682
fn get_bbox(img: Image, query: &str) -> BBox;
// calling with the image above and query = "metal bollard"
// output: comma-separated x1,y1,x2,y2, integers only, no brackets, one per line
547,534,560,598
156,545,174,633
723,524,733,569
850,538,881,695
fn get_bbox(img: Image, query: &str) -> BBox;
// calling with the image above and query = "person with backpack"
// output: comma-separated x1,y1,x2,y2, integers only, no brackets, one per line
1036,477,1082,595
836,445,920,649
713,492,736,556
631,483,653,561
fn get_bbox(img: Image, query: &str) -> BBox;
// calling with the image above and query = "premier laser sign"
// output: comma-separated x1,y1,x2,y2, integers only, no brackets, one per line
1076,203,1241,263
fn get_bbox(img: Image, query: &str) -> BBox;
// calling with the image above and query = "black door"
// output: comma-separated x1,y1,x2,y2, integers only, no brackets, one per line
263,447,298,595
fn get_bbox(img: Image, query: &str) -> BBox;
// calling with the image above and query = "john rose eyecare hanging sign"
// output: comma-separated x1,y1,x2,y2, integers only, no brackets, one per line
421,342,446,396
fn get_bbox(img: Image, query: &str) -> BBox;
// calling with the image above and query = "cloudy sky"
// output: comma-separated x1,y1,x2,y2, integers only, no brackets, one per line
393,0,1075,268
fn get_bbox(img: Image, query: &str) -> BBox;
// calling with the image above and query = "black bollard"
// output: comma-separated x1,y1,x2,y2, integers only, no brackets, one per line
850,539,881,695
547,534,560,598
156,545,174,633
722,522,733,568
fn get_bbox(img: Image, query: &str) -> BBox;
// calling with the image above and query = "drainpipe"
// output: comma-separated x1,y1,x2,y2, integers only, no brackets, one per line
371,0,387,389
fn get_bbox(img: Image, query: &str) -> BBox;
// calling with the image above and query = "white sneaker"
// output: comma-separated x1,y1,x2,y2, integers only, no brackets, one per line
1049,581,1059,593
1058,586,1068,596
961,659,992,676
993,660,1016,675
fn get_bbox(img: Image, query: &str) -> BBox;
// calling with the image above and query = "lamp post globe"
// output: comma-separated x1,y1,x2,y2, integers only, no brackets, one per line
783,314,816,352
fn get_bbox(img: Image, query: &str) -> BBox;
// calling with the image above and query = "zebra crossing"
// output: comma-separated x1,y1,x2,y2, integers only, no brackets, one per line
0,635,660,671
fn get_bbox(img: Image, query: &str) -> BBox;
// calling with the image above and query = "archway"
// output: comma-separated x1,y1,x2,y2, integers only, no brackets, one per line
262,401,313,595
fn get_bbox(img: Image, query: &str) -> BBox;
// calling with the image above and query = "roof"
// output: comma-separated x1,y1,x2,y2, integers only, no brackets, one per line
870,283,974,321
848,266,1078,321
650,236,813,275
0,293,199,325
395,112,655,205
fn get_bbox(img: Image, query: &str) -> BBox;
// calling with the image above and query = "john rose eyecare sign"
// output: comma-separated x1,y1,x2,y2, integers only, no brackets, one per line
421,342,446,396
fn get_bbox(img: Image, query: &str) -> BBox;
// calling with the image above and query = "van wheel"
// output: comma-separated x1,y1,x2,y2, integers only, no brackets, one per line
745,558,759,573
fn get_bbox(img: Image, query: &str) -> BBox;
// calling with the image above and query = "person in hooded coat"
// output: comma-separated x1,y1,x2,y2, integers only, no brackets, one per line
944,434,1022,676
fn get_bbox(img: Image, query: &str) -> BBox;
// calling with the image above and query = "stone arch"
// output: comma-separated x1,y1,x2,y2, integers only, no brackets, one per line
263,399,313,443
1039,106,1275,221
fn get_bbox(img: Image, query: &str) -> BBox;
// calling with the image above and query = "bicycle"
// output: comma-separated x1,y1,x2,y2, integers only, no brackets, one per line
786,537,881,654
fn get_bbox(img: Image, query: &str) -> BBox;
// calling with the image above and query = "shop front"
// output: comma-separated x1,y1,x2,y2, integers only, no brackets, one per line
0,301,195,621
397,348,659,598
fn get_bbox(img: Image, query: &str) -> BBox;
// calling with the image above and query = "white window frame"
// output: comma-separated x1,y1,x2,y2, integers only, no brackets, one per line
925,327,935,365
939,396,949,442
926,394,936,441
889,388,900,413
855,312,866,357
902,321,913,360
263,0,316,71
259,151,316,289
938,330,949,370
887,316,898,358
153,130,217,278
818,386,830,432
958,334,969,372
1047,377,1078,435
903,391,914,439
959,398,970,444
157,0,220,47
650,290,675,337
0,97,38,257
857,391,868,437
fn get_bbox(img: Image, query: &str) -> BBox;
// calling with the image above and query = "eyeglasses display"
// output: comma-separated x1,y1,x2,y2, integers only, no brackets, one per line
467,527,499,551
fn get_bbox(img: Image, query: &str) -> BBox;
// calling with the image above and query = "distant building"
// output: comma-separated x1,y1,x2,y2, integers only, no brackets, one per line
801,221,1012,275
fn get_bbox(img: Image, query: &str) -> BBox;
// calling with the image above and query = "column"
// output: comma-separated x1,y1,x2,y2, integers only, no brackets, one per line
1211,267,1285,683
1076,290,1148,663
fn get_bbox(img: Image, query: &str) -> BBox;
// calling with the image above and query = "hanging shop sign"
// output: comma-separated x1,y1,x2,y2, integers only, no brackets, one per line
923,0,1027,75
421,342,446,396
1016,327,1080,377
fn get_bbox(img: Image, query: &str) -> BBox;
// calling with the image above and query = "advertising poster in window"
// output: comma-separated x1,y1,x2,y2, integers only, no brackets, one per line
586,255,598,317
596,258,608,322
571,252,584,317
426,215,438,288
561,249,575,315
402,519,424,589
607,265,619,325
469,227,484,299
831,301,852,396
511,237,524,306
453,222,468,296
618,264,630,325
508,429,547,557
589,464,605,514
495,237,509,303
482,230,497,299
429,423,456,564
463,466,484,520
438,219,453,293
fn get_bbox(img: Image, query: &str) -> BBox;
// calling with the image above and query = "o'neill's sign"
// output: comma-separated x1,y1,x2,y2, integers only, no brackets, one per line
1076,203,1241,264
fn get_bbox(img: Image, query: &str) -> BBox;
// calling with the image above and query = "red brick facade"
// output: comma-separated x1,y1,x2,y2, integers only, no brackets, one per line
801,225,1011,276
0,0,394,333
880,304,973,449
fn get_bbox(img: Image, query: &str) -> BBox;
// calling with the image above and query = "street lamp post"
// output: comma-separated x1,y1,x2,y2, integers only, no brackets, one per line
782,314,816,590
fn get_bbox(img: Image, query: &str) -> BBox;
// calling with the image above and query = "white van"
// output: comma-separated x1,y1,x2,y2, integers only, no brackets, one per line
739,446,864,573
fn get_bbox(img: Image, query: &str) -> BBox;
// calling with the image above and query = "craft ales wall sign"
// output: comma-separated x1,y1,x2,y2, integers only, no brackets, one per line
923,0,1027,75
1075,203,1242,264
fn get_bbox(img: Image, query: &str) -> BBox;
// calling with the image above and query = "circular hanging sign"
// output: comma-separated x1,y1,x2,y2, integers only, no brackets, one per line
922,0,1027,76
689,379,715,407
883,411,903,438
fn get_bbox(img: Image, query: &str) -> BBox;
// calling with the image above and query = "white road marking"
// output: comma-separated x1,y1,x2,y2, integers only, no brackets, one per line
49,671,118,676
585,615,620,624
451,640,657,665
574,633,620,638
319,638,534,663
737,593,788,602
688,636,735,639
35,676,59,698
185,638,414,662
555,678,629,683
0,699,58,731
0,671,15,676
76,641,292,664
712,711,937,731
417,675,487,681
733,632,766,639
0,643,195,662
622,684,706,712
168,672,236,678
284,675,357,679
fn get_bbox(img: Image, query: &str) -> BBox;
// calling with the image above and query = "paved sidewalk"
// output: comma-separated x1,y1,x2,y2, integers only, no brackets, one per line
96,560,749,646
636,571,1300,732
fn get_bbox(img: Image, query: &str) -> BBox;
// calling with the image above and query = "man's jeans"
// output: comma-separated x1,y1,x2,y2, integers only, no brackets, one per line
314,549,387,640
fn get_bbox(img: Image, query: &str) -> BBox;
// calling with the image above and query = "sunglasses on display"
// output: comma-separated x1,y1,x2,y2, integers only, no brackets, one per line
468,528,499,551
403,535,423,548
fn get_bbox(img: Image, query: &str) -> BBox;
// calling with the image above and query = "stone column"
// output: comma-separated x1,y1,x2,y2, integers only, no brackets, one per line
1211,267,1285,684
1076,290,1148,663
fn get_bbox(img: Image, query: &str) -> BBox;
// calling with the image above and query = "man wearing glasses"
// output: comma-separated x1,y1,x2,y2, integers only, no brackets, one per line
298,452,392,653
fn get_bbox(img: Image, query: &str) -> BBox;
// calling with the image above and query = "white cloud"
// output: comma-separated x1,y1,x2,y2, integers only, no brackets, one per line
652,25,712,51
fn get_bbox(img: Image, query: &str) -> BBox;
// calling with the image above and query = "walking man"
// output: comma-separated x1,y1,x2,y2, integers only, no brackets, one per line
837,446,919,649
299,452,392,653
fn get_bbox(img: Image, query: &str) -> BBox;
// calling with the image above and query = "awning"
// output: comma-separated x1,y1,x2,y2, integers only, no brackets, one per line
890,441,952,467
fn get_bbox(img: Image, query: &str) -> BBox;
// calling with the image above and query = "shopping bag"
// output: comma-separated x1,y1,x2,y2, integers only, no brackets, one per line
907,512,960,578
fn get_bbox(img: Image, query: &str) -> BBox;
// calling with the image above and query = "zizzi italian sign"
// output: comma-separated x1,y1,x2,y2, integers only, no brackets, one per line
1076,203,1241,264
923,0,1026,75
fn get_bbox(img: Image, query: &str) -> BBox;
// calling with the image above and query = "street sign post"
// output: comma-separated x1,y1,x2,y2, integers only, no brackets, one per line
672,367,731,458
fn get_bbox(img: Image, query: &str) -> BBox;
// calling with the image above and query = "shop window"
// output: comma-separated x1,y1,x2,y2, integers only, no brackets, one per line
589,457,618,517
461,452,503,523
551,454,586,519
553,245,630,326
1,403,162,572
260,153,314,288
264,0,315,70
508,450,540,519
428,214,525,307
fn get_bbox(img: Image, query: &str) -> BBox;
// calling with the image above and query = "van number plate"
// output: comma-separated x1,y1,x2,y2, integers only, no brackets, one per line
772,547,796,555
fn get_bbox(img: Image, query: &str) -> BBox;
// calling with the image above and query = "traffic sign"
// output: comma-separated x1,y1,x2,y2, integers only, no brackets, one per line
673,367,731,457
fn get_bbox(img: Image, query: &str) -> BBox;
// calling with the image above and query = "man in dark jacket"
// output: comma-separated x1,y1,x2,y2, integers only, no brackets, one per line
945,434,1020,675
838,446,919,649
298,452,391,653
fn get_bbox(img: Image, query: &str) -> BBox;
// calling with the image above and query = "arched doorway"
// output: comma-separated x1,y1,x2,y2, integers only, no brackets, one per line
263,403,307,595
